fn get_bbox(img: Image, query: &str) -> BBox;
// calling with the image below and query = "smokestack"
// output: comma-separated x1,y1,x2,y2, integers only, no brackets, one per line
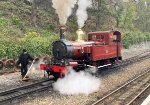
76,28,85,42
60,26,66,40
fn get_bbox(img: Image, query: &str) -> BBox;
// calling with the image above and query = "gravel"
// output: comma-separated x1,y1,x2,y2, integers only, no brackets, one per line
122,42,150,59
13,58,150,105
0,65,45,92
0,42,150,105
131,86,150,105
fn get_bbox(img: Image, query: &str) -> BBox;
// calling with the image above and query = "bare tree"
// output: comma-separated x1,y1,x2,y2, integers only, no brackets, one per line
31,0,38,27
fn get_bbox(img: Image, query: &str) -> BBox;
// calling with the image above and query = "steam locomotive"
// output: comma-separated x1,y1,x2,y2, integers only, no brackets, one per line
40,26,122,78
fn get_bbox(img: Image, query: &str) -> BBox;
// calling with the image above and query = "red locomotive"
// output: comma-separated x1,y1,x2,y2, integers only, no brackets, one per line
40,26,122,79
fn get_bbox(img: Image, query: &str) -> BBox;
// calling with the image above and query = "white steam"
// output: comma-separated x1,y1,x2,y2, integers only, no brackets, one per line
27,59,45,79
52,0,77,25
86,67,98,74
76,0,92,28
53,67,100,95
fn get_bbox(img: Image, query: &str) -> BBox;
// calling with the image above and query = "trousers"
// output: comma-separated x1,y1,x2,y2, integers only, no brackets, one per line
21,65,28,76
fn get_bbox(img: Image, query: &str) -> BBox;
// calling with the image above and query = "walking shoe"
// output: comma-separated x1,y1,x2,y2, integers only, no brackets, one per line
21,75,29,81
22,77,29,81
25,76,29,78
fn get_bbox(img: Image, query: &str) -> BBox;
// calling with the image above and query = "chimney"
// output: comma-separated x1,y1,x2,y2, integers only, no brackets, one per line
60,26,66,40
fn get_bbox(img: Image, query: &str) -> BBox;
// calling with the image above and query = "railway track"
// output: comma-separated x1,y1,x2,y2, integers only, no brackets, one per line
108,50,150,70
91,69,150,105
0,51,149,104
121,50,150,66
0,78,54,104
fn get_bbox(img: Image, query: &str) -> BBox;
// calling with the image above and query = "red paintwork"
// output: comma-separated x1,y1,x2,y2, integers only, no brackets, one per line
40,64,67,73
51,65,67,73
91,44,121,61
40,30,122,78
71,31,122,61
40,64,46,70
72,41,94,58
88,31,122,61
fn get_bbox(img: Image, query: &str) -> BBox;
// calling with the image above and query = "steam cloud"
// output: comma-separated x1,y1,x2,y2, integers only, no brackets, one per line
27,58,45,79
53,67,100,95
52,0,77,25
76,0,92,28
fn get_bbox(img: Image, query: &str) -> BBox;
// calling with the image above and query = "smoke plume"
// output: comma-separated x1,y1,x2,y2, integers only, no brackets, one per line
27,58,45,79
53,67,100,95
52,0,77,25
76,0,92,28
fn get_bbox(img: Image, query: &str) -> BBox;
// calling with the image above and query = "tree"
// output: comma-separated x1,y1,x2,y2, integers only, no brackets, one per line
135,0,150,32
31,0,38,27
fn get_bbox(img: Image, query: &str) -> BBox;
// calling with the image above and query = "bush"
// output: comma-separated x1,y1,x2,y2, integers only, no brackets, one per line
0,31,58,58
24,31,39,38
122,31,150,49
47,23,56,31
20,31,58,57
12,17,21,26
0,18,8,27
0,38,21,58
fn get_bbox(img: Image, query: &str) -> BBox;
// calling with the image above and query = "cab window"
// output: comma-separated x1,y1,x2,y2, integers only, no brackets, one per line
100,34,104,40
92,35,97,40
113,35,117,42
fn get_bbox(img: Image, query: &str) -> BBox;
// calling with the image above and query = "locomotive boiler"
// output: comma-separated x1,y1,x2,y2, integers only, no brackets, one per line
40,26,122,79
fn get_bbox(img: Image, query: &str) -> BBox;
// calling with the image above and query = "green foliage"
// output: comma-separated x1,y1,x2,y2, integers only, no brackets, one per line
67,18,78,32
0,31,58,58
25,31,39,38
119,2,136,30
0,18,8,27
0,38,21,58
0,0,150,59
21,31,58,57
135,0,150,32
47,23,56,31
122,32,150,49
11,17,21,26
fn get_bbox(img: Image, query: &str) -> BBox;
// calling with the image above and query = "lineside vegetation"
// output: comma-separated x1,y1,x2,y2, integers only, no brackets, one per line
0,0,150,58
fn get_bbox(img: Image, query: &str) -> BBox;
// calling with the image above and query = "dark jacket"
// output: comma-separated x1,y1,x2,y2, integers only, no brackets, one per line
18,52,33,66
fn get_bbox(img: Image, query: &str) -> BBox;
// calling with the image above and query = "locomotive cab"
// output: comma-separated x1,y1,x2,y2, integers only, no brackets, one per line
88,31,121,45
87,31,122,66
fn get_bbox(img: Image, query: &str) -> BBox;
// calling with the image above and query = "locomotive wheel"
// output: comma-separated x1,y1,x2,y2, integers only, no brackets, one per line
52,73,65,80
0,60,4,70
5,59,15,69
61,73,65,78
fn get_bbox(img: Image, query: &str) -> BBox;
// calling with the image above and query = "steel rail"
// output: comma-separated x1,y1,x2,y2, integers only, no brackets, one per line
127,83,150,105
0,79,54,103
91,69,150,105
0,79,48,95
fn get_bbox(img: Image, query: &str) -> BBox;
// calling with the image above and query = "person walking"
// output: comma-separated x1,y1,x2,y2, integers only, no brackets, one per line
18,49,34,81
